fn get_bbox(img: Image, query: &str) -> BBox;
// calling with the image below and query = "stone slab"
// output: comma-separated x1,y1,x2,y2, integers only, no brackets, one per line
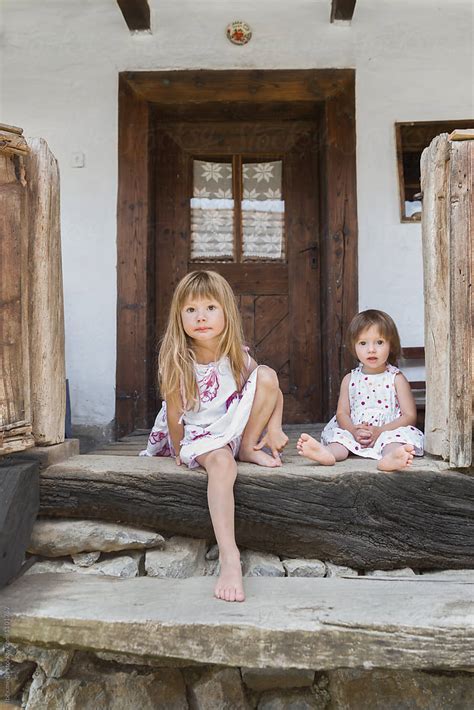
0,575,472,671
18,439,79,468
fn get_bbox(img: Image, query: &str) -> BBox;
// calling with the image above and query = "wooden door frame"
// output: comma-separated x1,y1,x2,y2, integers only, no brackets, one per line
116,69,358,437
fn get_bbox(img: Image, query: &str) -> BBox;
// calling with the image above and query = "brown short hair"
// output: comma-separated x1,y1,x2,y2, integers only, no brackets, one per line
346,310,401,365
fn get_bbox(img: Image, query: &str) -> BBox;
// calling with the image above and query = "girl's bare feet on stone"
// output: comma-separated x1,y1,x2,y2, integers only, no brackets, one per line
378,444,415,472
214,553,245,602
239,445,282,467
296,433,336,465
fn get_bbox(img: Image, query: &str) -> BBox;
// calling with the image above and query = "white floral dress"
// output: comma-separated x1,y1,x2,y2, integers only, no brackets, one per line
139,357,259,469
321,364,424,460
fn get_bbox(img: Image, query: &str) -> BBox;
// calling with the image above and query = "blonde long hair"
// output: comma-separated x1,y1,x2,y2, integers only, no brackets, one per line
158,271,247,411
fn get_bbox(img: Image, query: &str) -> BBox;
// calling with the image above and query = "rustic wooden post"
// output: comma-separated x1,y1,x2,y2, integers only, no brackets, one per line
421,135,450,459
421,131,473,468
0,123,35,454
448,134,473,467
25,138,66,444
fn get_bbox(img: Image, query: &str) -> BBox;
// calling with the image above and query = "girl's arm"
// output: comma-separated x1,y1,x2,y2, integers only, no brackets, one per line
380,373,417,430
245,355,258,380
335,374,358,436
367,373,417,444
166,395,185,465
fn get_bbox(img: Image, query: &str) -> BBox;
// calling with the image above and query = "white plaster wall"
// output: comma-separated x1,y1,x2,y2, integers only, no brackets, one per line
1,0,472,427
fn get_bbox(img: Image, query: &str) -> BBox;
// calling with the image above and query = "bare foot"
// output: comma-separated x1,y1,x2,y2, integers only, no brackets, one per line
296,433,336,465
377,444,415,472
214,554,245,602
238,446,282,467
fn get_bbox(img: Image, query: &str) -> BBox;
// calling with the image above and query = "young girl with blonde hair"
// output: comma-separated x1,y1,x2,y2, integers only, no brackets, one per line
297,309,424,471
141,270,288,602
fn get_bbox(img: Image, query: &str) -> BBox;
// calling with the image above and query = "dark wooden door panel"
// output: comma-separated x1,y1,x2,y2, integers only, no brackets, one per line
154,121,321,422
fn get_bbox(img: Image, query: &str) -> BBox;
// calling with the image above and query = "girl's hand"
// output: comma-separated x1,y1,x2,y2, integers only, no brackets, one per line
353,424,373,447
175,455,182,466
356,424,383,448
254,428,289,459
366,425,383,446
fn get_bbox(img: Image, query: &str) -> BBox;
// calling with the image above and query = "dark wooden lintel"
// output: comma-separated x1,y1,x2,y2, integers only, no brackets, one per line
117,0,150,31
331,0,357,22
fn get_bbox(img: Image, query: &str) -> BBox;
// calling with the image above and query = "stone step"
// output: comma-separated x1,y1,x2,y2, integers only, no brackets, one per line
38,451,474,570
1,574,472,671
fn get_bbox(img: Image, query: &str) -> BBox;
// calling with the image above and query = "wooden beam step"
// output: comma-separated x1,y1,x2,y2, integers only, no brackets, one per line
38,454,474,570
0,460,40,588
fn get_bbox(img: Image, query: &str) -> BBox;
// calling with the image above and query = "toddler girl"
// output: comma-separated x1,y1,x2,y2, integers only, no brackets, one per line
297,309,423,472
140,270,288,602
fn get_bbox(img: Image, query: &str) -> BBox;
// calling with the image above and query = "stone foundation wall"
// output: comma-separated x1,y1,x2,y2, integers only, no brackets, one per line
4,518,472,708
24,518,474,582
1,644,473,709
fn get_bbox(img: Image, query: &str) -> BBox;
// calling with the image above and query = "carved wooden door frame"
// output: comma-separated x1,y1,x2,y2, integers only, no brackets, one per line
116,69,358,437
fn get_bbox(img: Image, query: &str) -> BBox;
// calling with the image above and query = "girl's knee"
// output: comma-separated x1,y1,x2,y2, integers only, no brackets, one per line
257,365,278,389
205,448,236,476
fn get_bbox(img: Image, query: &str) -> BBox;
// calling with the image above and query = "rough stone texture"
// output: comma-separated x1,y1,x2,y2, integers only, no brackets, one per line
241,668,315,691
258,688,327,709
23,665,187,710
145,536,207,578
325,563,358,578
420,569,474,581
0,660,35,699
2,575,473,671
327,668,474,709
94,651,202,668
203,559,219,576
241,551,285,577
0,643,73,678
28,518,164,556
187,667,249,709
365,568,416,578
24,552,141,578
71,551,101,567
205,544,219,561
282,559,326,578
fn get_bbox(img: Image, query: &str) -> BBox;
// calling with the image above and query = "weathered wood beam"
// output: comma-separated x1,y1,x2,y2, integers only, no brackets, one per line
39,456,474,570
331,0,357,23
0,461,39,588
117,0,150,31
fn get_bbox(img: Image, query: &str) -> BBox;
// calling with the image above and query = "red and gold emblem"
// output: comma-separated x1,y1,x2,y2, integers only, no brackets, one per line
226,20,252,45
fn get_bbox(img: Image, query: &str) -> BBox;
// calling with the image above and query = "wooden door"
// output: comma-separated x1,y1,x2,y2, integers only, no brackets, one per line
153,121,321,422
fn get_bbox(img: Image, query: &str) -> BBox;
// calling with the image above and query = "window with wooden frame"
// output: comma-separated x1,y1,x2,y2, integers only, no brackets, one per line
396,120,473,222
190,155,286,261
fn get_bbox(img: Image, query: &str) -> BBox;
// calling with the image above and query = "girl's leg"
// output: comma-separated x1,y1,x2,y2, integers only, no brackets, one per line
378,442,414,472
196,446,244,602
297,434,349,465
239,366,285,467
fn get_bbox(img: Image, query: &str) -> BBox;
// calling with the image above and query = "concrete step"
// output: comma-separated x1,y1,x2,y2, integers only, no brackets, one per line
1,574,472,671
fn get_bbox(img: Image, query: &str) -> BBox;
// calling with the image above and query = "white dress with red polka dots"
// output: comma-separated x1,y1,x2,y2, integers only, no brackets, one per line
139,357,259,469
321,364,424,459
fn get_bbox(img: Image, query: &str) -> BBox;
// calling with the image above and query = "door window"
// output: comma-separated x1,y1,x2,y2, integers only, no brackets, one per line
242,160,285,260
190,157,285,262
190,160,234,259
